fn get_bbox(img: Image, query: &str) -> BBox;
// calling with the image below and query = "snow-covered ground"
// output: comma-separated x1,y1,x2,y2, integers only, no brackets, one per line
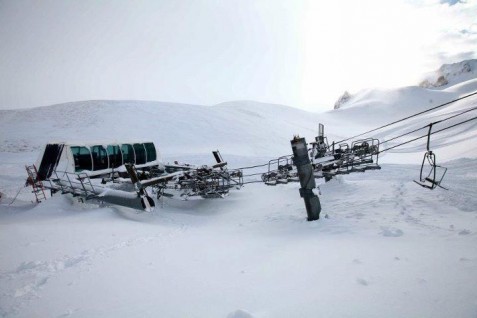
1,61,477,317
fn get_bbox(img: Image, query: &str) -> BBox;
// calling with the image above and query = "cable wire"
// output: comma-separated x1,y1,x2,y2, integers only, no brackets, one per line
335,90,477,144
242,172,267,177
235,93,477,184
242,180,266,185
236,163,269,170
379,115,477,153
9,184,25,205
235,154,293,171
381,104,477,145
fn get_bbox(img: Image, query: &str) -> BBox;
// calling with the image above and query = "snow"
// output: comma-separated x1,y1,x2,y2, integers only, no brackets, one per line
419,60,477,89
1,62,477,317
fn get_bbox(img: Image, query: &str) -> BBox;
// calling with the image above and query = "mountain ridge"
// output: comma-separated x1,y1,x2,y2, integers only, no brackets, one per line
1,61,476,163
334,59,477,110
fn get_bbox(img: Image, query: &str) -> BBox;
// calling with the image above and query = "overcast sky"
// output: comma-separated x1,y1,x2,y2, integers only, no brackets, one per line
0,0,476,111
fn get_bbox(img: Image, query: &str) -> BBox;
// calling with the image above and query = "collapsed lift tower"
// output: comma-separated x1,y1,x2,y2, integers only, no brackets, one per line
259,123,381,221
291,136,321,221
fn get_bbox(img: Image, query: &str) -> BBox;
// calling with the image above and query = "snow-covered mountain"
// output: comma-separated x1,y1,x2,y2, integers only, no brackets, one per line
419,59,477,89
1,64,476,163
333,91,351,110
1,60,477,318
334,59,477,109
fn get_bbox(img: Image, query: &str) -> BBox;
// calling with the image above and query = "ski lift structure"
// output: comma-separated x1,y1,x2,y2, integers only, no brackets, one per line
25,122,446,219
27,142,242,212
258,124,381,220
25,123,381,217
23,90,477,218
261,124,381,186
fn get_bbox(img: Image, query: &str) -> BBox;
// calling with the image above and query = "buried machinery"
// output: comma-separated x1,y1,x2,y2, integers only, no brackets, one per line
21,92,477,218
25,124,383,220
26,142,242,212
26,124,380,221
260,124,381,220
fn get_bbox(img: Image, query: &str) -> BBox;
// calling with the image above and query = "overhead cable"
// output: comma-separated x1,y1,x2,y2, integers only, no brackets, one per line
335,90,477,144
379,115,477,153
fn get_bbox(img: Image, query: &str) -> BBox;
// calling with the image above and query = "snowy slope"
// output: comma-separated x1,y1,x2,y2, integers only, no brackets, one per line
320,63,477,163
419,59,477,89
0,100,320,159
1,62,477,318
1,79,476,165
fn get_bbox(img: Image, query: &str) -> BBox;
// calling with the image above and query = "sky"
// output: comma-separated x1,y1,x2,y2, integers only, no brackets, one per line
0,0,476,112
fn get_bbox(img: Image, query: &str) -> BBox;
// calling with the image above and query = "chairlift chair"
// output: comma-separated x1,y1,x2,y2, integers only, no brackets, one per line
413,124,448,190
414,150,448,190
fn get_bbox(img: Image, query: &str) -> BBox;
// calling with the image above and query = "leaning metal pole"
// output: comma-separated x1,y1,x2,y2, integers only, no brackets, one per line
291,136,321,221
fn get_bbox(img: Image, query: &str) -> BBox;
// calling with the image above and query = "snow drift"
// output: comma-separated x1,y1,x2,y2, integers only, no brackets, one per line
1,60,477,318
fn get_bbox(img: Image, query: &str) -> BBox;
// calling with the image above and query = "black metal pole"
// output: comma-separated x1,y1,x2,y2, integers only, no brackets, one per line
291,136,321,221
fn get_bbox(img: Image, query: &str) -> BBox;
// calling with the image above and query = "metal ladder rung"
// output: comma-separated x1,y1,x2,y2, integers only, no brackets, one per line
25,164,47,203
